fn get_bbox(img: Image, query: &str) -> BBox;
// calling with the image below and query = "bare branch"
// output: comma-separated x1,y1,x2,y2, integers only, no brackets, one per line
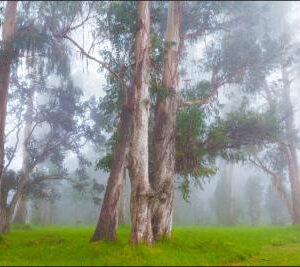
67,2,95,33
4,123,22,172
62,35,128,93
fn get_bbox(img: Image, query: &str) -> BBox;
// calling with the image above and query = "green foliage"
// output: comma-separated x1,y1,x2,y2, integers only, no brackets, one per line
150,81,169,100
2,226,300,265
95,154,113,173
206,108,282,162
0,4,3,27
175,103,216,201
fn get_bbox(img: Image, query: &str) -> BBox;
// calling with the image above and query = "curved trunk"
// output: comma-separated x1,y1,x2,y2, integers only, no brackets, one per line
0,1,18,196
128,1,152,245
90,105,131,242
151,1,181,241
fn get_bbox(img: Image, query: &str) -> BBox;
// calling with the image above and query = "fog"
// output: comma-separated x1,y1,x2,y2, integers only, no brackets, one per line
1,1,300,230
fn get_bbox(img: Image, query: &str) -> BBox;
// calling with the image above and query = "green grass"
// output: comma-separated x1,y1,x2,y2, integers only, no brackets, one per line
1,225,300,266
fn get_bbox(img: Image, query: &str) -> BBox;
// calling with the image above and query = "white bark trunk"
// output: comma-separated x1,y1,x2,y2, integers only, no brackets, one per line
128,1,153,245
151,1,181,241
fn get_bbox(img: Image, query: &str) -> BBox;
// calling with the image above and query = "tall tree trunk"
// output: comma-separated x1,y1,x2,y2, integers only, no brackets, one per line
151,1,181,241
0,1,18,199
261,81,293,218
13,65,34,224
118,170,126,225
127,1,152,245
281,52,300,224
90,95,132,242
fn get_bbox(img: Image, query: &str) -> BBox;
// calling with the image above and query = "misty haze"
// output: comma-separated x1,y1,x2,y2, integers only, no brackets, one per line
1,1,300,266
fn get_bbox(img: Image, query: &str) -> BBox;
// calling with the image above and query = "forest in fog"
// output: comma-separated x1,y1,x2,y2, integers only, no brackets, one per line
1,1,300,265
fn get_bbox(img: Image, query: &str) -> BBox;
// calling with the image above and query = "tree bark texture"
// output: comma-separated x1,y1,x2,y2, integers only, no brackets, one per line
0,1,18,200
127,1,153,245
151,1,181,241
118,170,126,226
91,97,132,242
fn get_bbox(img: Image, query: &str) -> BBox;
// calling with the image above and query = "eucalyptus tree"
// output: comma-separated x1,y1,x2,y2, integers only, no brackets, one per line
89,1,137,242
148,1,282,240
91,1,282,242
0,1,107,231
0,1,18,196
236,2,300,224
0,65,100,232
150,1,181,241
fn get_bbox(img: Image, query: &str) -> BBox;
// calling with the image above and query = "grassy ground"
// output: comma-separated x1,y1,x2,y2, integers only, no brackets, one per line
1,225,300,266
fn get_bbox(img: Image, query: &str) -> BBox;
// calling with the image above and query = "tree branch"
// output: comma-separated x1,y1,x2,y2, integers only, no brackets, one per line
62,35,128,93
178,68,220,108
4,124,21,172
250,155,292,215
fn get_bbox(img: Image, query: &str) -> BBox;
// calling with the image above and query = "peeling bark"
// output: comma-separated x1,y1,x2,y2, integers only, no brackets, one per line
151,1,181,241
128,1,153,245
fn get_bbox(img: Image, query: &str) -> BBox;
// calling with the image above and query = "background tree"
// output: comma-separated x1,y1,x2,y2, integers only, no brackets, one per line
244,176,264,225
265,184,290,225
211,164,239,226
